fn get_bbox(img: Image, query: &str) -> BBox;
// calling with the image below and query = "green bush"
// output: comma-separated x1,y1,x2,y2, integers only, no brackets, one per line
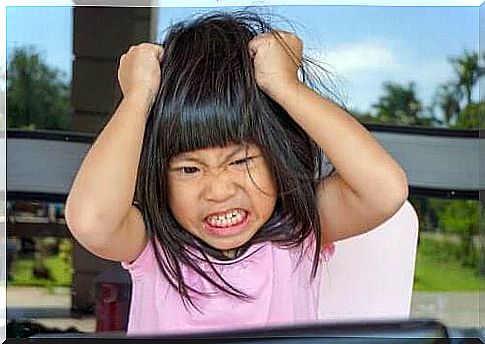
419,234,479,271
418,235,460,262
414,234,485,291
9,255,72,288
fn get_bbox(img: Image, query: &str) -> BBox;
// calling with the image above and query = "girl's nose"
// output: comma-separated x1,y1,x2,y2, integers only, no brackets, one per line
203,172,238,202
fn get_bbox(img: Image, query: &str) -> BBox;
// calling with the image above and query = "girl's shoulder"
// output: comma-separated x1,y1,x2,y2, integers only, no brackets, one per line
121,239,157,278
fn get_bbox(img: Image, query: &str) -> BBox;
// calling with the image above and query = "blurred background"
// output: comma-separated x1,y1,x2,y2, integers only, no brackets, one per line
4,3,483,338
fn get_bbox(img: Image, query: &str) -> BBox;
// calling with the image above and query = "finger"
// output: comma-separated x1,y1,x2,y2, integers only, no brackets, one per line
271,30,291,42
133,43,164,59
271,30,299,46
155,44,164,60
139,42,162,54
270,32,302,67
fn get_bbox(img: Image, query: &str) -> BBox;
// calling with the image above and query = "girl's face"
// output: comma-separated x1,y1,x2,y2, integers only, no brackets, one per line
167,143,277,257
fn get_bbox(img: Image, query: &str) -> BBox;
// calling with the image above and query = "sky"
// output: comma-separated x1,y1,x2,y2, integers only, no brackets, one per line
4,3,480,117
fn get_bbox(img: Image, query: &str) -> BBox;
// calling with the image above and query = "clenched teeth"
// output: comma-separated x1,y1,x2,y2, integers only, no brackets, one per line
206,209,246,227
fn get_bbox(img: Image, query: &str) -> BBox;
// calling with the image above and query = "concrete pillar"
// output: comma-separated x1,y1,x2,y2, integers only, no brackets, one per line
70,6,158,134
69,5,157,314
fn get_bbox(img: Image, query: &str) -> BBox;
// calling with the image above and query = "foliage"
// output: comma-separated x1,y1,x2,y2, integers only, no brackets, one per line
9,255,72,288
437,199,479,236
58,239,73,271
437,200,480,269
352,49,482,130
7,46,71,130
348,108,383,124
448,49,480,106
452,102,481,129
413,235,485,291
370,81,434,126
431,83,461,127
410,196,481,272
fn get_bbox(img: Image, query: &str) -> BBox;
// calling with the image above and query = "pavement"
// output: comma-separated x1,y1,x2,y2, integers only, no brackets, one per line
411,291,484,328
5,286,484,334
6,286,95,333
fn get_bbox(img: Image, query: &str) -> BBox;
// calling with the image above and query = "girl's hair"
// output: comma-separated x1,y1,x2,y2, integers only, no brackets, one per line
133,10,345,312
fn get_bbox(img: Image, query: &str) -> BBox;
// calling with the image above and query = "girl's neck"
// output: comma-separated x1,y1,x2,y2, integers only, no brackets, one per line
222,249,237,259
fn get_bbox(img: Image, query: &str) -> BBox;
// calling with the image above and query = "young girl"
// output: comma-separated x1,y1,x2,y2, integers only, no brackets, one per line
65,11,408,335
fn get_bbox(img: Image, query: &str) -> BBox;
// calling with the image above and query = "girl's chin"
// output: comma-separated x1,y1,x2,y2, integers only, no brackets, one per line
207,234,252,252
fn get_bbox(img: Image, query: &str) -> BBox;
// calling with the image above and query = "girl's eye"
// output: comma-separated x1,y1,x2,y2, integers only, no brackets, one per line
178,166,199,175
231,157,254,166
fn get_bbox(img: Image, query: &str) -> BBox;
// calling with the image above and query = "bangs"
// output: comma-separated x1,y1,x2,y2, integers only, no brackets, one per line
157,78,257,157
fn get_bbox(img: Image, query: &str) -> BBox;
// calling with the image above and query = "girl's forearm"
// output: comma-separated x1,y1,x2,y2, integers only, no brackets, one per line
272,82,408,207
65,96,150,238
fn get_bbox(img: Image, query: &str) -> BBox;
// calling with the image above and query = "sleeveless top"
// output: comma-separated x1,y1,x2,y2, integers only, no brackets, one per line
121,235,334,336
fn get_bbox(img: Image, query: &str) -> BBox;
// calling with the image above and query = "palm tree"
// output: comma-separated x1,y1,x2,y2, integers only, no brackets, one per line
371,81,433,126
432,83,461,127
449,50,479,106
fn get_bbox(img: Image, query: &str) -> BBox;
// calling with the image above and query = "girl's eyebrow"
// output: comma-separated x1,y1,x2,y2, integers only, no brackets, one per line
171,146,252,166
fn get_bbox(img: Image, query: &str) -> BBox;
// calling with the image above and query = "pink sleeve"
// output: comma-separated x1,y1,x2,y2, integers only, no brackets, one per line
121,240,155,278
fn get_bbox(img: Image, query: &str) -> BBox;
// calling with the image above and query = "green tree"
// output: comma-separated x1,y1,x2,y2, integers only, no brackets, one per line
452,102,481,129
438,49,483,129
371,81,436,126
0,66,5,131
349,108,382,124
449,50,479,106
431,83,461,127
7,46,71,130
437,199,480,270
409,195,437,232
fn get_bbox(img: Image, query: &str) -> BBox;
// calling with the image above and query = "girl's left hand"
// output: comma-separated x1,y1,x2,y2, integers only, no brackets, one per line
248,30,303,98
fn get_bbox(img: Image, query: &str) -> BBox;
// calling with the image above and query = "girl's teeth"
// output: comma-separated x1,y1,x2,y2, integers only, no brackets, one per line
207,210,246,227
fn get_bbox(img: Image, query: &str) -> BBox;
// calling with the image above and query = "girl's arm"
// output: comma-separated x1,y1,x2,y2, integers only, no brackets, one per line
249,32,408,244
65,43,163,262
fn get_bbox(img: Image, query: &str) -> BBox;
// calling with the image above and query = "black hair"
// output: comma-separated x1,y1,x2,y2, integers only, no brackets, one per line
133,10,344,312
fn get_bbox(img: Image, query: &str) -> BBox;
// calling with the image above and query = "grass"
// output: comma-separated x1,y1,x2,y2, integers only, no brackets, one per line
9,255,72,288
413,235,485,291
413,251,485,291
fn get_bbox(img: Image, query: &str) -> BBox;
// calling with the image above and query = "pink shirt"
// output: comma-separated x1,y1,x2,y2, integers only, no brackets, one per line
121,235,334,336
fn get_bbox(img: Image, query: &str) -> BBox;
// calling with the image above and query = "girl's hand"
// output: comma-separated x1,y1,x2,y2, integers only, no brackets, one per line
118,43,164,109
248,30,303,99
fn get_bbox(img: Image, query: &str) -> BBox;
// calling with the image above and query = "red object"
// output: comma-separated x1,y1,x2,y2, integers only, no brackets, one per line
94,267,132,332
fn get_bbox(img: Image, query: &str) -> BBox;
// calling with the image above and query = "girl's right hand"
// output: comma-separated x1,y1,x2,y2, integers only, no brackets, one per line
118,43,164,110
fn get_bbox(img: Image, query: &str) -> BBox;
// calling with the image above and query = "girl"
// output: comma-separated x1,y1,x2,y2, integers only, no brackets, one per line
65,11,408,335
